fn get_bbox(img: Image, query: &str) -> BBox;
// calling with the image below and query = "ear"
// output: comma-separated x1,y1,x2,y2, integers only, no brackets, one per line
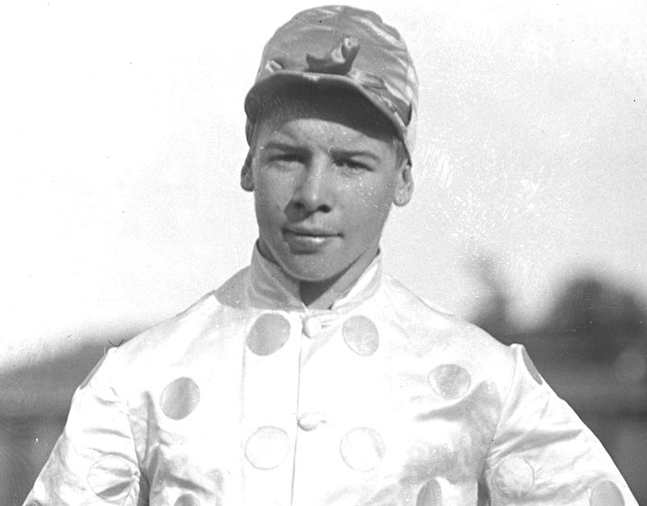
240,151,254,192
393,161,414,207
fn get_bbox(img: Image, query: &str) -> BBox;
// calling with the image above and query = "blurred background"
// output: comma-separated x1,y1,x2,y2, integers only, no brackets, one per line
1,0,646,503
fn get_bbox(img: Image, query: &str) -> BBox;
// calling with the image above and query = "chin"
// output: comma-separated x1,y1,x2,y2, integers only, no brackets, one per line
280,256,347,284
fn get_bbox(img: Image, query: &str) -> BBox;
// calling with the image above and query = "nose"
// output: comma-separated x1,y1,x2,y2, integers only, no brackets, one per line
289,157,334,216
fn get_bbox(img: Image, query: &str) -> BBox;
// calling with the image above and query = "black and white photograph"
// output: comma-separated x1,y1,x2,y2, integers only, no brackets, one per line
1,0,646,504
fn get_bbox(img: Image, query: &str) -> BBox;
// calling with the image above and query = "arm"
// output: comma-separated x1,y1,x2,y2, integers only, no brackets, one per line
483,345,637,505
23,349,147,506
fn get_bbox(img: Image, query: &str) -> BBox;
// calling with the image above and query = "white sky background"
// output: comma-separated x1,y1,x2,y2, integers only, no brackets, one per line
1,0,646,370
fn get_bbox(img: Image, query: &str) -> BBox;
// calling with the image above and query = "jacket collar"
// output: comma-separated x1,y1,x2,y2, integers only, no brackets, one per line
246,243,383,315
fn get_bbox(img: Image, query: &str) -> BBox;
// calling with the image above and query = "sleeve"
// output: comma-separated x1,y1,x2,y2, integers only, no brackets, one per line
483,344,638,506
23,348,148,506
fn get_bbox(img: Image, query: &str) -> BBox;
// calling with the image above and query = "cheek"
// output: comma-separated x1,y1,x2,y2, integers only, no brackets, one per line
254,175,291,212
345,188,395,235
358,180,397,216
254,193,285,232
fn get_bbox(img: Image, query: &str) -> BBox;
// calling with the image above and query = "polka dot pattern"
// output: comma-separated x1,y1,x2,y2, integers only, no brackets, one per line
342,316,379,356
160,377,200,420
428,364,471,400
340,427,385,471
247,313,290,356
493,455,535,499
590,480,625,506
521,348,544,385
174,494,200,506
245,426,291,470
417,478,443,506
87,455,134,501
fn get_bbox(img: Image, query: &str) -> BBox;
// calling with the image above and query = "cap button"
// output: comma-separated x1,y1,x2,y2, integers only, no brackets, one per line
303,317,322,338
297,412,327,431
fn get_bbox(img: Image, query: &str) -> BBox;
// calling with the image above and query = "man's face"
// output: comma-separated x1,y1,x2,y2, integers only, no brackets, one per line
242,91,413,284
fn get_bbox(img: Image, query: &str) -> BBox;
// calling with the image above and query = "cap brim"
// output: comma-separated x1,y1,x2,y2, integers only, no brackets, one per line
244,71,407,149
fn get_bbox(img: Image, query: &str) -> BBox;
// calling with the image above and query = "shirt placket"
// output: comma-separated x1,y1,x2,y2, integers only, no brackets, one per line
240,310,303,506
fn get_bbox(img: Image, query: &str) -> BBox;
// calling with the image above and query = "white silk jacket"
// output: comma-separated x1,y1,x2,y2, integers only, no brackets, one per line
25,249,637,506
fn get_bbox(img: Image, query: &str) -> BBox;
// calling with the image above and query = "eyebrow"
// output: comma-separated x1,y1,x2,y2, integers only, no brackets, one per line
329,148,381,162
261,142,381,163
262,141,302,152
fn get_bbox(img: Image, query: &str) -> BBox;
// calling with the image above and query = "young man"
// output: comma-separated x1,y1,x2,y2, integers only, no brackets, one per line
24,5,637,506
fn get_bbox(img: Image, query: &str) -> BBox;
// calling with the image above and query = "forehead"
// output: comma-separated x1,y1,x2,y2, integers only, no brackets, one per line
252,85,399,147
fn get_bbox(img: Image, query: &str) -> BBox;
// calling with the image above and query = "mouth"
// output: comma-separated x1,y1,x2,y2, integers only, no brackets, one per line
283,227,339,251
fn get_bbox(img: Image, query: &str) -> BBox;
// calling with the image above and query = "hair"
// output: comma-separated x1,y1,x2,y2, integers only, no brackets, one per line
392,137,408,168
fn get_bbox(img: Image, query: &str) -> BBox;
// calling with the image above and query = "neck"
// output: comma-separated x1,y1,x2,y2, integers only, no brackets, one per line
298,247,380,310
254,240,380,310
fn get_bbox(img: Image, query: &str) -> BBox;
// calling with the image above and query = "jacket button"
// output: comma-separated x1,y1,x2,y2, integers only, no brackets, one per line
298,412,326,431
303,317,322,338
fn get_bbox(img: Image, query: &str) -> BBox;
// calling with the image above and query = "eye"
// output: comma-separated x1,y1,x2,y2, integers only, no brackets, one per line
337,158,370,172
268,152,304,167
278,153,301,162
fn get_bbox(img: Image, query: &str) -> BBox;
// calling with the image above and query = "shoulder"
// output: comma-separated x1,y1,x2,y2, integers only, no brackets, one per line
380,272,517,384
92,267,252,387
118,291,219,359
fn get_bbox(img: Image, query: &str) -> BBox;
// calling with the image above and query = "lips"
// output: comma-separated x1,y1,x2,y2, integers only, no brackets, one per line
285,226,337,237
283,226,339,251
